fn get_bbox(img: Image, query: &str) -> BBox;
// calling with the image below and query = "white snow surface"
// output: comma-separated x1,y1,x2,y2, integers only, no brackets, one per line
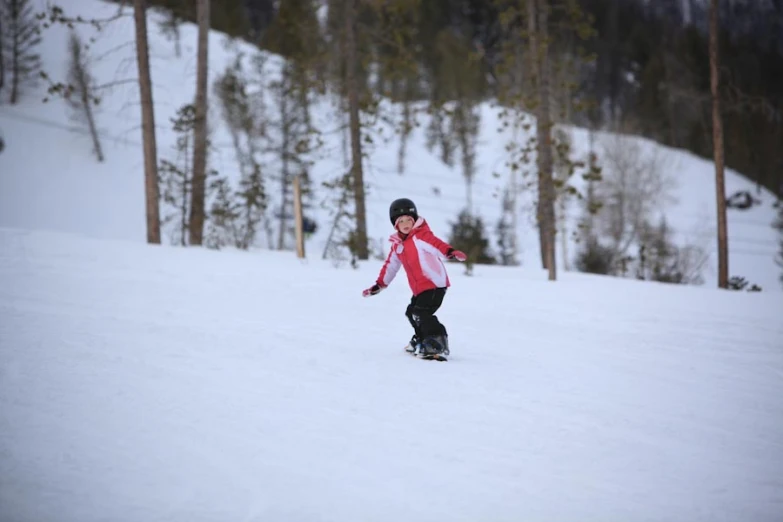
1,227,783,522
0,0,781,290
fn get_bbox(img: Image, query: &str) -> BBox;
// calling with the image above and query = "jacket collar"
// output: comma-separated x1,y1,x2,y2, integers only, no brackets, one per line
390,217,426,244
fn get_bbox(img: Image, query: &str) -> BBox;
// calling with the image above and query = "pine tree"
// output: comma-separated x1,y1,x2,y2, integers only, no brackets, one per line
159,104,195,245
322,0,418,262
634,217,706,285
205,175,242,249
422,21,486,211
261,0,323,251
448,209,497,273
1,0,42,104
214,52,268,249
493,0,597,281
268,61,321,251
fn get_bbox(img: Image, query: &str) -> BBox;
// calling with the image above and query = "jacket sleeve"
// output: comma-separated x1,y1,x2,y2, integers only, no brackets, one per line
418,229,454,257
376,246,402,287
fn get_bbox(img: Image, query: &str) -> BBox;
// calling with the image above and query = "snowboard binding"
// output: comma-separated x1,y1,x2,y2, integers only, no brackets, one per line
405,334,448,361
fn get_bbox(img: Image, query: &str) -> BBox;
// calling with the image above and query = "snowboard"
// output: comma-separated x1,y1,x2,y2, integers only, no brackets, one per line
404,344,448,362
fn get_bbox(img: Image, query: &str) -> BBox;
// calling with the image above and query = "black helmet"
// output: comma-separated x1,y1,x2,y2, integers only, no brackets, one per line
389,198,418,226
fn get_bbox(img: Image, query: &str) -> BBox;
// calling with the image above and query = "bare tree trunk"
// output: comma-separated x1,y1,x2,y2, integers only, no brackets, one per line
180,134,190,246
278,69,291,250
69,33,104,162
344,0,368,260
341,97,349,169
188,0,210,246
293,174,305,258
534,0,556,280
83,101,103,162
710,0,728,288
133,0,161,244
527,0,547,270
559,186,569,271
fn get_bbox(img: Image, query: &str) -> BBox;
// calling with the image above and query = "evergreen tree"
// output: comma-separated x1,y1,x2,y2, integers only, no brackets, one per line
321,0,420,261
448,209,497,275
159,104,197,245
131,0,783,200
214,52,269,249
634,217,706,285
260,0,323,251
1,0,41,104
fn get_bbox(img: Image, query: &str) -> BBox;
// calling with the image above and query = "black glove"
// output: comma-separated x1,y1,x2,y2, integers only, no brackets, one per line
362,284,383,297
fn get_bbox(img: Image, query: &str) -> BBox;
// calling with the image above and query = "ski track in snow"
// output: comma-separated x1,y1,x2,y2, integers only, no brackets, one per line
1,228,782,522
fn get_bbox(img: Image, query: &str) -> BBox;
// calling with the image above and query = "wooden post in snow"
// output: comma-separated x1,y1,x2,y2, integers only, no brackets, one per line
293,174,305,258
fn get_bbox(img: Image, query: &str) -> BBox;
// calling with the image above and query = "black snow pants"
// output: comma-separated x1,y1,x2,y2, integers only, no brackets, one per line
405,288,448,341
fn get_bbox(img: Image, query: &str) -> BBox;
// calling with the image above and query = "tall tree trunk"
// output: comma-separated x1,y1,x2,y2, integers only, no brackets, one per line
527,0,547,270
345,0,368,260
538,0,556,280
530,0,556,279
189,0,210,245
133,0,161,244
709,0,728,288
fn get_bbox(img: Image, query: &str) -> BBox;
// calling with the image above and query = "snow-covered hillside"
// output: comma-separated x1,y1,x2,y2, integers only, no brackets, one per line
1,227,782,521
0,0,780,290
1,3,782,519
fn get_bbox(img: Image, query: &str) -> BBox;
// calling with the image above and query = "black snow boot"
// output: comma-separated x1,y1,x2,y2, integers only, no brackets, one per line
405,335,421,354
419,334,449,359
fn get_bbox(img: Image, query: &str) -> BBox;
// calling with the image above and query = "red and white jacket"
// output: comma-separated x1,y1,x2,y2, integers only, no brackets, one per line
375,217,454,296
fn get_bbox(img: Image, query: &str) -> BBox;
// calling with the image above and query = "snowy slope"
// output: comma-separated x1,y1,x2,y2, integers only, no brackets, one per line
0,0,780,290
1,226,782,522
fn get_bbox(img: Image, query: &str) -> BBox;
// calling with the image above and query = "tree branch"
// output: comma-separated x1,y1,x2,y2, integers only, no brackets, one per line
38,4,130,31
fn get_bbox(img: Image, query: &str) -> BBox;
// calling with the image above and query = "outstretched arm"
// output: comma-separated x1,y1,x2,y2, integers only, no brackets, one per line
363,247,402,297
418,229,453,256
377,247,402,286
419,230,467,261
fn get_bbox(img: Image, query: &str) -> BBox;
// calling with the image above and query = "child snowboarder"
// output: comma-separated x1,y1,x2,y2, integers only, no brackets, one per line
362,198,466,360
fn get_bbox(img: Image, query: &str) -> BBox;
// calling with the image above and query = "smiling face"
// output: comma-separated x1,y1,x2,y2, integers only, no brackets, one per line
396,215,415,234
